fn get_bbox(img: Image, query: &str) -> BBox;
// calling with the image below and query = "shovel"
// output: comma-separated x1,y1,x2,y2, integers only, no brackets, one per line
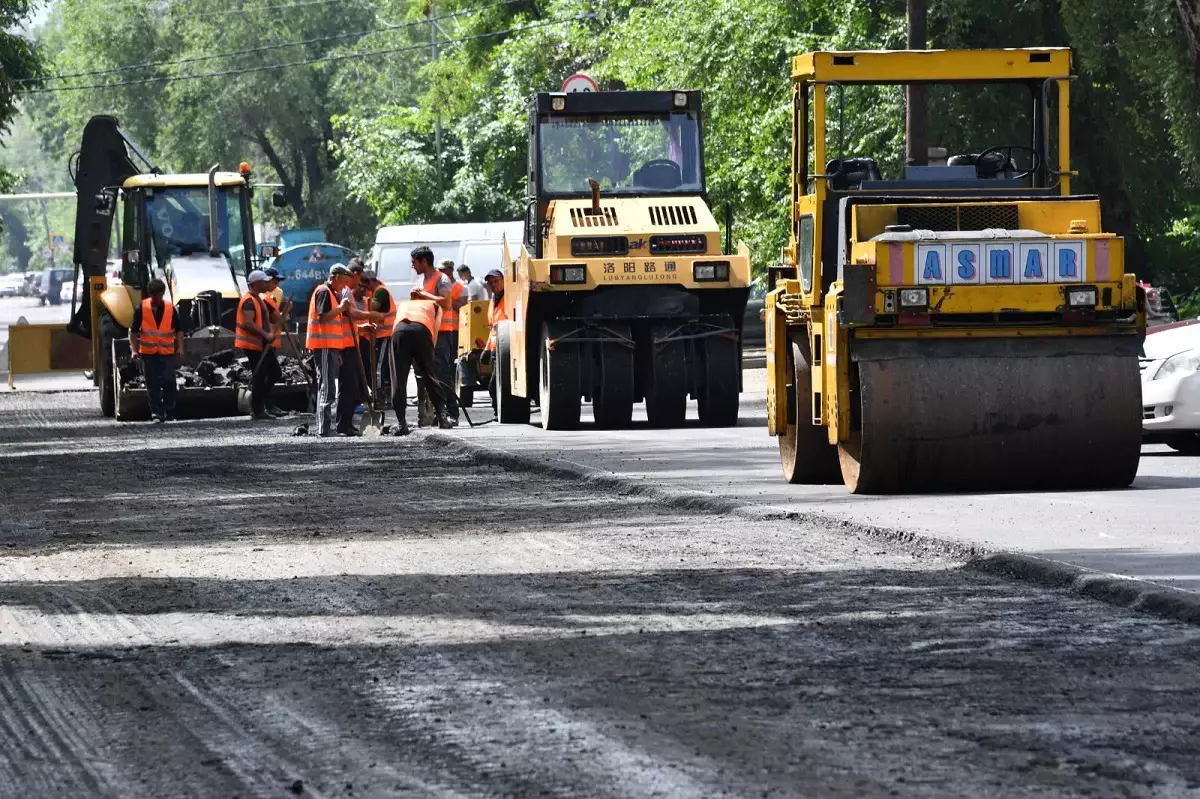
353,328,386,437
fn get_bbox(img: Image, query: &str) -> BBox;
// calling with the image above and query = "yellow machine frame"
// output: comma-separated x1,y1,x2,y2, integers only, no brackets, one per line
765,47,1144,492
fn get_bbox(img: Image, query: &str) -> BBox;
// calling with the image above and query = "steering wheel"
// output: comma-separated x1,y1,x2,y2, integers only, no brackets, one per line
633,158,683,189
975,144,1041,180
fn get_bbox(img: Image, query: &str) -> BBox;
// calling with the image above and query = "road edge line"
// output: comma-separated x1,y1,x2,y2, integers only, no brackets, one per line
427,431,1200,626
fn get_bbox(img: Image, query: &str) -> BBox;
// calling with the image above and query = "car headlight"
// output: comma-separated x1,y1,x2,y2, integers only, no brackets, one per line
1154,349,1200,380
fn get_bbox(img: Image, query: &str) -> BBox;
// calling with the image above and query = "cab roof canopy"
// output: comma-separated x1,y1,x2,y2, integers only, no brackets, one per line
792,48,1072,84
536,90,701,116
122,172,247,189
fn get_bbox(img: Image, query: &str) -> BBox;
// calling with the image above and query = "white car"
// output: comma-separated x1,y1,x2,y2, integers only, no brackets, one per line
1142,320,1200,453
59,281,77,304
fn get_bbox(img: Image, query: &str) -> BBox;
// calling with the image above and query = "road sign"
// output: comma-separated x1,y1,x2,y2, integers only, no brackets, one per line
561,73,598,93
49,233,67,251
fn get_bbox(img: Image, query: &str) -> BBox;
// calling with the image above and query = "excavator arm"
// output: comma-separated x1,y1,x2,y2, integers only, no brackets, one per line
67,115,158,339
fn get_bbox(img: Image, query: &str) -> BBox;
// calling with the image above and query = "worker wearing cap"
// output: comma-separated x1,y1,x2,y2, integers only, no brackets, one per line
413,249,458,425
307,263,381,436
390,291,453,436
483,268,509,405
361,269,397,398
235,269,279,420
261,267,290,416
129,277,183,424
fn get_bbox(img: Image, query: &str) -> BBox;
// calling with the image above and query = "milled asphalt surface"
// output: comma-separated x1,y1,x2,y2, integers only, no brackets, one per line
2,392,1200,796
449,371,1200,595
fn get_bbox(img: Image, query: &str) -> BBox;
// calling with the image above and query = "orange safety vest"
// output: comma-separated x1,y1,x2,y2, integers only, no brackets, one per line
396,299,442,345
423,272,457,333
138,298,176,356
262,294,283,350
306,283,354,350
234,293,266,352
372,283,398,339
486,293,507,353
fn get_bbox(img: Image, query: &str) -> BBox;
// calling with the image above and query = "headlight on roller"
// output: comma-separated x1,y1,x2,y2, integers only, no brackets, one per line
899,288,928,309
1065,286,1098,309
1154,349,1200,381
693,261,730,282
551,264,587,284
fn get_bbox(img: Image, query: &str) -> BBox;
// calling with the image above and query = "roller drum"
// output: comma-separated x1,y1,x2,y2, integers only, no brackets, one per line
839,336,1143,493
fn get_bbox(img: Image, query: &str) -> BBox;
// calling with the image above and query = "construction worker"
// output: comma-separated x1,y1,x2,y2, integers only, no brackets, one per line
261,267,290,416
483,268,508,405
235,270,279,420
306,264,381,436
413,247,459,425
390,292,453,436
457,264,488,301
129,277,183,424
363,269,396,397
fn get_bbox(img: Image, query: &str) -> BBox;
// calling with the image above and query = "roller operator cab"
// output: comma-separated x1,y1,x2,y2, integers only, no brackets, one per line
765,48,1146,493
494,90,752,430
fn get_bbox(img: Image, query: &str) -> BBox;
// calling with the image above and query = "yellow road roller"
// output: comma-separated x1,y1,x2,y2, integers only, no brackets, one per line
494,89,752,429
764,48,1145,493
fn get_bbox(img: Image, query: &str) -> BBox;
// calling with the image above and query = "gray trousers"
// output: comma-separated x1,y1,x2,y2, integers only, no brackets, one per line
314,348,340,435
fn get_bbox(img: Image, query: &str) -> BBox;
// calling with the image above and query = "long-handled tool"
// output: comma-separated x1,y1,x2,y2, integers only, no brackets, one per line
353,329,386,436
282,326,315,412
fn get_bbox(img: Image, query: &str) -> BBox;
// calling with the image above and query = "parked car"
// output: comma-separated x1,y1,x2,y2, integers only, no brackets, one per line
37,266,73,306
59,281,77,304
1141,319,1200,453
0,274,24,298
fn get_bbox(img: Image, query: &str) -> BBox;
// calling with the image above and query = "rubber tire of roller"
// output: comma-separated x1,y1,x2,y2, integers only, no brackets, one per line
495,322,530,425
644,323,687,429
456,360,474,408
1165,433,1200,455
592,325,635,430
697,326,740,428
779,336,841,484
539,321,582,430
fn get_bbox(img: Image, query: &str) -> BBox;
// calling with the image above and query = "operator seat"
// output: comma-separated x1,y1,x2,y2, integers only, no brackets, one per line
949,152,1009,179
632,160,683,190
825,157,882,190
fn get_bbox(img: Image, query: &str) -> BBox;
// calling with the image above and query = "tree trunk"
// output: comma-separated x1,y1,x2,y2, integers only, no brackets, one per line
1176,0,1200,83
256,132,307,221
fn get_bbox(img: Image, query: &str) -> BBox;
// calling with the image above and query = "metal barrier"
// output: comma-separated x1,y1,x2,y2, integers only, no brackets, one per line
6,321,93,389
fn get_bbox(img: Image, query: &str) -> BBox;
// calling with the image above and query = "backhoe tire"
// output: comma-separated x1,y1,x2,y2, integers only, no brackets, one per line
539,321,582,430
495,322,530,425
697,320,740,427
592,324,634,430
779,336,840,484
643,323,687,429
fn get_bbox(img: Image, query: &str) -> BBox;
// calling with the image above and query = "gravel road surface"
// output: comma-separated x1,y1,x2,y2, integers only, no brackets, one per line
450,370,1200,594
1,392,1199,797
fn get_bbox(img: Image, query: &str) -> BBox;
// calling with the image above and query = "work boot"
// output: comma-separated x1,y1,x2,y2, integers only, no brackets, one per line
392,423,412,437
267,405,288,418
435,412,454,430
338,425,360,437
251,411,274,421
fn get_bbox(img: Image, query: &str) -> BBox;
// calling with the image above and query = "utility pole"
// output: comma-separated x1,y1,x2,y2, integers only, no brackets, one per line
906,0,928,168
430,0,444,193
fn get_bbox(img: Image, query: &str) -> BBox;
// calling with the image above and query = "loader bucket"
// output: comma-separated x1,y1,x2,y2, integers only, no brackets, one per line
836,336,1143,494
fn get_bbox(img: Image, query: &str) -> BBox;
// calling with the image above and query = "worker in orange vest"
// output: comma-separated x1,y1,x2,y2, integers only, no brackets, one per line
482,268,509,405
235,269,279,420
129,277,183,424
390,289,453,436
362,269,397,397
261,267,290,416
307,263,383,436
411,249,457,425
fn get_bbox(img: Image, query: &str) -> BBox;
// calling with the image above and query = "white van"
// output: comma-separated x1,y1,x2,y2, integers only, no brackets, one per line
370,221,524,288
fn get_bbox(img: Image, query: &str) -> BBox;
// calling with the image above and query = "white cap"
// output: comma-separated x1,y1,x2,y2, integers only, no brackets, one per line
247,269,269,284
